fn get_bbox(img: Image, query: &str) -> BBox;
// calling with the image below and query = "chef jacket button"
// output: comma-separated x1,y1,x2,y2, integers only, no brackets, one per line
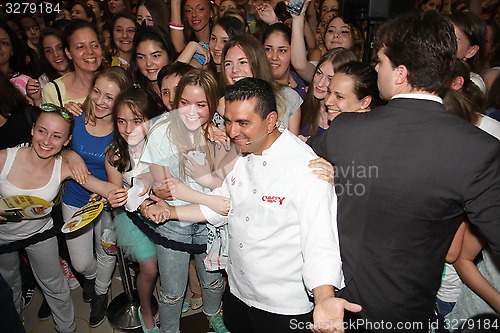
229,259,232,265
239,242,243,248
240,269,244,274
228,234,232,239
230,209,234,214
238,182,242,187
262,161,267,166
253,189,257,194
245,216,249,221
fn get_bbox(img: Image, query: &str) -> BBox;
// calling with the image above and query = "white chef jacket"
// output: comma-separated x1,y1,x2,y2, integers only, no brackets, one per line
200,129,344,315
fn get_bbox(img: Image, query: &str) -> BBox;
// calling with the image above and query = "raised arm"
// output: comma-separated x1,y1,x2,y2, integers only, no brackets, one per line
170,0,186,53
290,0,317,82
176,41,211,69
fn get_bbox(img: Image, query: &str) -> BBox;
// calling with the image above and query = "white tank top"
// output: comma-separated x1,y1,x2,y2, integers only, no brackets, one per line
0,147,62,244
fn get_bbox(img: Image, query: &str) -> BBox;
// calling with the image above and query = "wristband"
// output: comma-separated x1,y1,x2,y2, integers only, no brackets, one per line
169,21,184,28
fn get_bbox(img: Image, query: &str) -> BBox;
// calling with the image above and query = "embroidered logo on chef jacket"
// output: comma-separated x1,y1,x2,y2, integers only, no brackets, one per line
261,195,286,205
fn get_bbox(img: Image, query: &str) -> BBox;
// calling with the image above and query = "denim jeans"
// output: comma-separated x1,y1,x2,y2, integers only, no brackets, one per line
156,221,224,333
436,298,455,317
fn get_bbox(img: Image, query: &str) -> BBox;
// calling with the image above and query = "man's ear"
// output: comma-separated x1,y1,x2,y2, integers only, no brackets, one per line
395,64,408,85
266,111,278,132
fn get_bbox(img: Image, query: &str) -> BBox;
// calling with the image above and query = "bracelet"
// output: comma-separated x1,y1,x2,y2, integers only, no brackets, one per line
169,24,184,31
169,21,184,28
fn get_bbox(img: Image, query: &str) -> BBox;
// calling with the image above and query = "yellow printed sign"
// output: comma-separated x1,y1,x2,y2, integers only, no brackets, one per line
0,195,52,222
62,200,104,233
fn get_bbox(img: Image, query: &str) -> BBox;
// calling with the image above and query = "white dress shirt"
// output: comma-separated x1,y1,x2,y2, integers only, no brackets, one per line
201,129,344,315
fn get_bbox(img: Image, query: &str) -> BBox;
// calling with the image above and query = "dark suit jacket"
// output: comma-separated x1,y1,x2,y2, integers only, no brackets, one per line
308,97,500,332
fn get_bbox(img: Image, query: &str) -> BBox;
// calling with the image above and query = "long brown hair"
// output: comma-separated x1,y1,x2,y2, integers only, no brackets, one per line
168,68,219,181
106,86,164,172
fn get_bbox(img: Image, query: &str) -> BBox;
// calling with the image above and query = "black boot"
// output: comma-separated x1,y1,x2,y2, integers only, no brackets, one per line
37,297,51,321
89,291,108,327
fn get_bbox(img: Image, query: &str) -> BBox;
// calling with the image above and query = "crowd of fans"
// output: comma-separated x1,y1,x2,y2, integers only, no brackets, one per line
1,0,500,332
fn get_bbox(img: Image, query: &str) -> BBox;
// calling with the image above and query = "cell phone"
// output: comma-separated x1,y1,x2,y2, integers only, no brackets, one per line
187,151,206,165
286,0,306,16
0,211,23,222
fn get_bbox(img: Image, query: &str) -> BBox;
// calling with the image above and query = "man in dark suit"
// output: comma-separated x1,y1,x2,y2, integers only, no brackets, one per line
309,10,500,333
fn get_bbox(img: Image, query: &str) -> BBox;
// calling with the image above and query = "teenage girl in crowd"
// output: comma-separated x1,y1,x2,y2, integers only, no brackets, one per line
220,34,302,134
61,66,133,328
175,15,246,77
105,87,164,333
108,13,138,70
209,16,246,77
299,48,357,139
0,108,118,333
157,62,215,314
70,1,97,24
26,28,73,107
261,23,307,100
19,15,44,79
141,69,231,333
86,0,107,33
175,16,244,74
135,0,172,39
218,0,240,19
132,26,176,98
24,26,80,314
170,0,215,53
108,0,132,16
449,11,488,93
321,15,364,61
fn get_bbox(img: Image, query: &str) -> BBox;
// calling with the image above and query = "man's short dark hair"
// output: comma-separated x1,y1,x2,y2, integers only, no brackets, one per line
224,78,277,119
374,10,457,94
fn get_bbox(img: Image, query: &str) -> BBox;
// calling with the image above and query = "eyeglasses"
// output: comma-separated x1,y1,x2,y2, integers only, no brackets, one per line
40,103,74,122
